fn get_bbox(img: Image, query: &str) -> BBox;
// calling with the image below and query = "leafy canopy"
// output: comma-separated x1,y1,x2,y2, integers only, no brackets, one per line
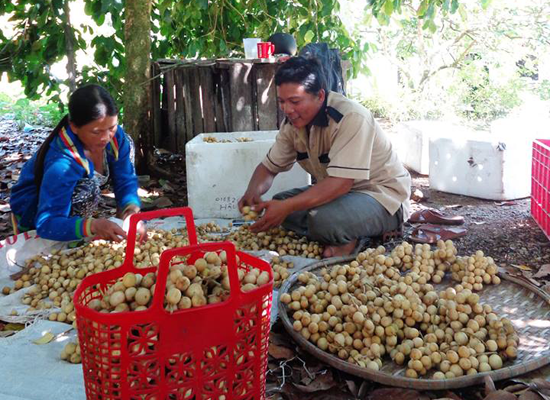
0,0,476,105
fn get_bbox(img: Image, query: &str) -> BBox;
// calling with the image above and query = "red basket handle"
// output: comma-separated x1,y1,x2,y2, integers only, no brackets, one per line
150,241,241,311
123,207,198,270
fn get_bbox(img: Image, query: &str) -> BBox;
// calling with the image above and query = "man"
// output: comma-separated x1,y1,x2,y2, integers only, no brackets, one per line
238,56,411,258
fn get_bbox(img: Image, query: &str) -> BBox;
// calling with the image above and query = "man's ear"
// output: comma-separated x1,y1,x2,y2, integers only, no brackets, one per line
318,88,326,103
69,122,78,135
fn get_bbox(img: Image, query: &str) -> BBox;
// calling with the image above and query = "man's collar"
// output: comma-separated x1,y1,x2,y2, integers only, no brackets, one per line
308,92,330,128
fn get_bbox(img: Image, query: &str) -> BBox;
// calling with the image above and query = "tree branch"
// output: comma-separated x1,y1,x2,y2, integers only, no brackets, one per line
62,0,77,92
418,39,476,89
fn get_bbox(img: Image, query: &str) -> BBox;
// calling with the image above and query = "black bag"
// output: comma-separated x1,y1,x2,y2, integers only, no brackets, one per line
299,43,346,96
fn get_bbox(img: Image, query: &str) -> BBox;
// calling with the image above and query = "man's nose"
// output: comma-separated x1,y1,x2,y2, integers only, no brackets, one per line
281,103,294,115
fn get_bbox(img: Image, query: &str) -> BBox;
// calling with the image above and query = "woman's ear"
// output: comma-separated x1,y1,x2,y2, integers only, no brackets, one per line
69,122,78,135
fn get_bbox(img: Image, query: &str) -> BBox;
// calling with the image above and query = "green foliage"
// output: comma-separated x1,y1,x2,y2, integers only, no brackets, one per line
449,63,524,121
150,0,366,76
355,94,393,120
0,95,64,128
536,80,550,101
1,0,367,104
0,0,472,105
0,0,85,101
357,0,549,125
354,87,451,123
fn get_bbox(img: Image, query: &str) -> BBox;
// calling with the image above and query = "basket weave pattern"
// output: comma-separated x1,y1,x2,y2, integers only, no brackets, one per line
279,257,550,390
75,244,273,400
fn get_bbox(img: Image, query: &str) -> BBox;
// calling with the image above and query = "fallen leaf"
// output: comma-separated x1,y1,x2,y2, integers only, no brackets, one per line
161,183,176,193
154,197,173,208
532,264,550,279
483,390,517,400
532,379,550,395
369,388,430,400
505,383,530,393
357,380,371,398
266,382,283,396
497,201,517,206
511,264,533,271
4,323,24,331
292,371,336,393
439,392,465,400
519,391,544,400
345,380,357,397
411,189,425,202
137,174,151,185
33,331,55,344
269,331,293,348
268,343,294,360
485,375,496,396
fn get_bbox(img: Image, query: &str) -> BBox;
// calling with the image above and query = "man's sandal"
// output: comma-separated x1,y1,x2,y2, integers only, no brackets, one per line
409,224,467,244
409,209,464,225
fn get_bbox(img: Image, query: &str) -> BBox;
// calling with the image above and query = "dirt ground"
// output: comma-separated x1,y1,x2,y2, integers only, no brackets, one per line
1,117,548,274
406,172,550,271
1,117,550,399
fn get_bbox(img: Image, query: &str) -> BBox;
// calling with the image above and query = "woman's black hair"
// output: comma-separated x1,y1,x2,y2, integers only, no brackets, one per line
34,84,118,187
274,56,327,95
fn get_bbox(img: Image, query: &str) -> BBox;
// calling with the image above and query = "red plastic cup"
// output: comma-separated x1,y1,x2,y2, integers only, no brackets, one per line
257,42,275,58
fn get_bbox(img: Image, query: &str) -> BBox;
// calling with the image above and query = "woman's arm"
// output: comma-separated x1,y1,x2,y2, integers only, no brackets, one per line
109,127,141,214
36,153,127,242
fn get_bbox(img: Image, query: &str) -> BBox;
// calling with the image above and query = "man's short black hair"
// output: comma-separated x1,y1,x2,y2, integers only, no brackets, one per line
274,56,327,95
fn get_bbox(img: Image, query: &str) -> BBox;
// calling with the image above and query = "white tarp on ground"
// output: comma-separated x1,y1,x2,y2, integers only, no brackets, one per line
0,216,318,400
0,320,85,400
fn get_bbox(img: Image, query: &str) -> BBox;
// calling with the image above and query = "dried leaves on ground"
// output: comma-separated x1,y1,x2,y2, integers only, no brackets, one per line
1,118,549,398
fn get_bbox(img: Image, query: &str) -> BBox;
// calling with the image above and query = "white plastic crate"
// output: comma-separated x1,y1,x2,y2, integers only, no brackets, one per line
429,134,533,200
185,131,311,218
390,121,472,175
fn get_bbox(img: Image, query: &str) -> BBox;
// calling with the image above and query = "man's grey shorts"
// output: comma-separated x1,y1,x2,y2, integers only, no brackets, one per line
273,186,402,245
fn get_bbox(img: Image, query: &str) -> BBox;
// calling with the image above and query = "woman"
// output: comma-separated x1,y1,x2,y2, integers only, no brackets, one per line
10,84,142,242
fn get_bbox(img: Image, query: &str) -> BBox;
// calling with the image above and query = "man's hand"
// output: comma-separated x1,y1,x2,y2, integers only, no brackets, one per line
91,218,127,242
238,191,263,213
238,163,277,213
250,200,292,233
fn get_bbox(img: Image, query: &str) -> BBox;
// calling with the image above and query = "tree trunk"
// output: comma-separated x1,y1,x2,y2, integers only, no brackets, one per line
123,0,152,174
63,0,77,92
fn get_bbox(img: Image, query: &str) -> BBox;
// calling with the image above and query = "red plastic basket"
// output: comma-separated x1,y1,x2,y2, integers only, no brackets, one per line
531,139,550,241
73,208,273,400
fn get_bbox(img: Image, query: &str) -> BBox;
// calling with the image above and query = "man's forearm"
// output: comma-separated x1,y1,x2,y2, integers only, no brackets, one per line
247,163,277,196
285,176,354,213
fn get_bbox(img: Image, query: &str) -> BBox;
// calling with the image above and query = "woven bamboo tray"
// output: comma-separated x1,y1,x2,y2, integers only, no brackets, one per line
278,256,550,390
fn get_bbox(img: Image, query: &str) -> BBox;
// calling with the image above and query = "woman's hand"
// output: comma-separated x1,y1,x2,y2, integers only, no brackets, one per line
119,204,140,220
120,205,147,243
123,216,147,243
91,218,127,242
